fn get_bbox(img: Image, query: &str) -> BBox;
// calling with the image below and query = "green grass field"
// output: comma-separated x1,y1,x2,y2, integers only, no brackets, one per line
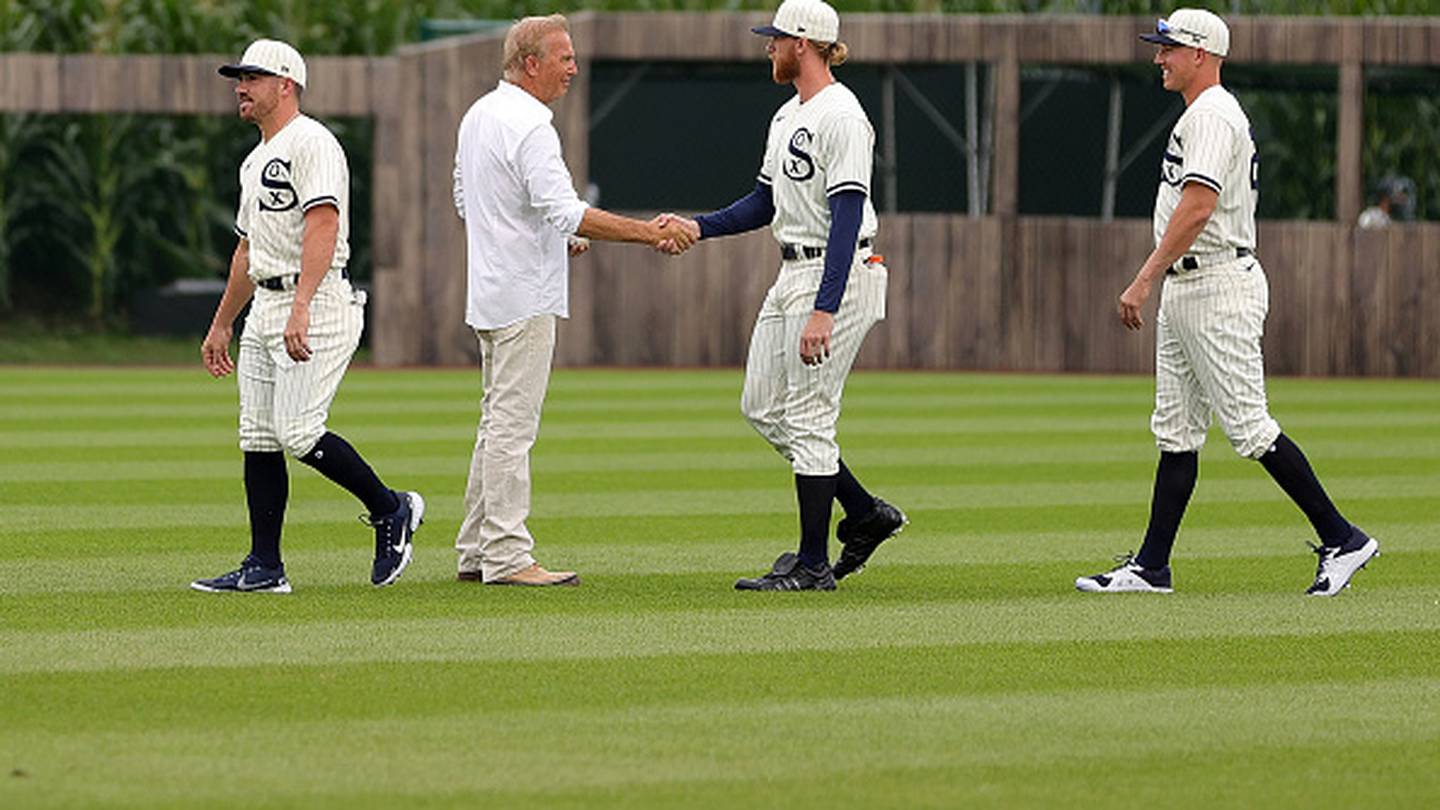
2,366,1437,808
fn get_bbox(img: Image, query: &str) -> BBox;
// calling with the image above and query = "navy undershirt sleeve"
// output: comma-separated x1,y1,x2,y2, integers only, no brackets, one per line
815,190,865,314
695,183,775,239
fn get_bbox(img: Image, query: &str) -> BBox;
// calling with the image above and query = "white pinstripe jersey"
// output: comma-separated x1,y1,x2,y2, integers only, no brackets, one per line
235,114,350,281
1154,85,1257,254
758,82,878,247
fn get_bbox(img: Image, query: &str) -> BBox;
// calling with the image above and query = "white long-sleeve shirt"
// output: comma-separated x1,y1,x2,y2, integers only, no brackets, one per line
453,80,589,330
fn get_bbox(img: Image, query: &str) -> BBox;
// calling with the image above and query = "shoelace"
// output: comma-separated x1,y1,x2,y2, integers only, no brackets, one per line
360,513,398,554
1110,551,1139,571
1307,541,1334,578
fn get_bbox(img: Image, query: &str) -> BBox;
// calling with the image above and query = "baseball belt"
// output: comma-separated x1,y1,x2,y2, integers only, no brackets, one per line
256,269,349,291
781,238,872,261
1168,246,1253,275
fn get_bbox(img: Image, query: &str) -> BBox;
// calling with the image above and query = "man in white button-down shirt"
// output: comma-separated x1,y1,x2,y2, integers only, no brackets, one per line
452,14,689,586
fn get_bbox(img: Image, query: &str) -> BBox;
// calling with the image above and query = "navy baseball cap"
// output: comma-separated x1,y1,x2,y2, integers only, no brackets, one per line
1139,9,1230,57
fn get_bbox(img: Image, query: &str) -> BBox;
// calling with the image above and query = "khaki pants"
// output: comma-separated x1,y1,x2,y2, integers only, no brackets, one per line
455,314,556,580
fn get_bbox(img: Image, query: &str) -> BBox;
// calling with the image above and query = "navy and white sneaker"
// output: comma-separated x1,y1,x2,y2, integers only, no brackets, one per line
1306,528,1379,596
367,490,424,587
191,558,291,594
735,552,837,591
1075,554,1173,593
833,498,908,580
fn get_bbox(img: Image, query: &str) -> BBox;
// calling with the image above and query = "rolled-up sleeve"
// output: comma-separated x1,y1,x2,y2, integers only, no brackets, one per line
452,150,466,220
517,124,588,236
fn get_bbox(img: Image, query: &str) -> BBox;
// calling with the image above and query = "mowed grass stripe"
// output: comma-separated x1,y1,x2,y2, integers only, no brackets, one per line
6,479,1434,533
2,527,1434,599
4,586,1437,674
5,431,1438,478
3,679,1436,809
8,632,1437,732
2,551,1431,632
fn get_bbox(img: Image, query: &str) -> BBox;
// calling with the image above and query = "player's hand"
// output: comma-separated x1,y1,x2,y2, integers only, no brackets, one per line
799,310,834,366
201,324,235,378
1118,275,1154,331
568,236,590,257
284,303,313,362
653,213,699,255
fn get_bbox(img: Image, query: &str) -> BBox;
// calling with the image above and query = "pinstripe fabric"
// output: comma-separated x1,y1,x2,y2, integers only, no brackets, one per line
237,275,364,456
741,254,887,476
1151,260,1280,459
235,115,350,281
760,83,878,249
1153,86,1257,256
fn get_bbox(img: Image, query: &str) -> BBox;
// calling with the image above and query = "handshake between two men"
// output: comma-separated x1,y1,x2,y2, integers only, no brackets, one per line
571,208,702,257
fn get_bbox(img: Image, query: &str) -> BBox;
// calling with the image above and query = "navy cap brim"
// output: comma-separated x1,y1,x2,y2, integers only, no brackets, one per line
1138,33,1186,47
218,63,278,79
751,24,791,37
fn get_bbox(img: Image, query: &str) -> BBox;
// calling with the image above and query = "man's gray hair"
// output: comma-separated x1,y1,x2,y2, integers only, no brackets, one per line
503,14,569,82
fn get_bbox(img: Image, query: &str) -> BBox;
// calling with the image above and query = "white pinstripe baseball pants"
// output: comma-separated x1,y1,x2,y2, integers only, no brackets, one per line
237,274,365,457
1151,258,1281,459
741,253,888,476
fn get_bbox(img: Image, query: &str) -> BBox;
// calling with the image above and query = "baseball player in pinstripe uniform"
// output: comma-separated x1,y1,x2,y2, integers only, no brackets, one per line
666,0,906,591
1076,10,1378,596
193,40,423,594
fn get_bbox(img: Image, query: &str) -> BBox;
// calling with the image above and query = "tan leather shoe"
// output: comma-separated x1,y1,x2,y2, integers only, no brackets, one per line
485,563,580,587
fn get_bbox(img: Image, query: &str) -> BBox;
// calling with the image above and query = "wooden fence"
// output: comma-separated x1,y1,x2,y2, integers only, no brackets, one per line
564,218,1440,378
2,13,1439,375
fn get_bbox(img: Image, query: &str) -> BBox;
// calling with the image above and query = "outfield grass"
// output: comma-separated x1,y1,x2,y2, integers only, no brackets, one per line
1,366,1437,808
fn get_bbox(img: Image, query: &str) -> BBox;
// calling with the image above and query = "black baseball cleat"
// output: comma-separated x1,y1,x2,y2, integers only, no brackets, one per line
1306,526,1379,596
735,552,837,591
191,557,291,594
833,498,908,580
366,490,425,587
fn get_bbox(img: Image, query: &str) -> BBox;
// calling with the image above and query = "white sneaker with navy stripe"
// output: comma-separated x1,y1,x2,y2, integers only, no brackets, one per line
1075,554,1173,593
1306,529,1379,596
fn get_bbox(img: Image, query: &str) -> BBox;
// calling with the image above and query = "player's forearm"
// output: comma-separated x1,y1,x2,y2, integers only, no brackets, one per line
1142,191,1216,279
296,209,339,306
575,208,658,245
211,243,255,329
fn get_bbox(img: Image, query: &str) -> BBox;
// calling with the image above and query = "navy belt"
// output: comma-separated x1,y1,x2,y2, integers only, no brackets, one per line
256,269,348,291
781,238,871,261
1167,247,1252,275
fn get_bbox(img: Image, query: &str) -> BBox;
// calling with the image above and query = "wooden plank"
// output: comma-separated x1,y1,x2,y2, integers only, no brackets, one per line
1350,226,1387,374
1286,18,1340,66
1363,17,1403,65
59,55,100,112
1385,225,1424,376
1422,225,1440,376
377,49,428,366
1397,18,1430,64
1336,62,1364,226
990,38,1020,217
946,15,982,62
907,215,950,368
1227,15,1256,63
369,59,401,274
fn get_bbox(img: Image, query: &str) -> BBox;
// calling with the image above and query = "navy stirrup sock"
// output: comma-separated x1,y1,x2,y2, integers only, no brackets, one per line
1258,433,1351,545
244,451,288,569
1135,451,1198,570
796,474,838,569
299,432,399,517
